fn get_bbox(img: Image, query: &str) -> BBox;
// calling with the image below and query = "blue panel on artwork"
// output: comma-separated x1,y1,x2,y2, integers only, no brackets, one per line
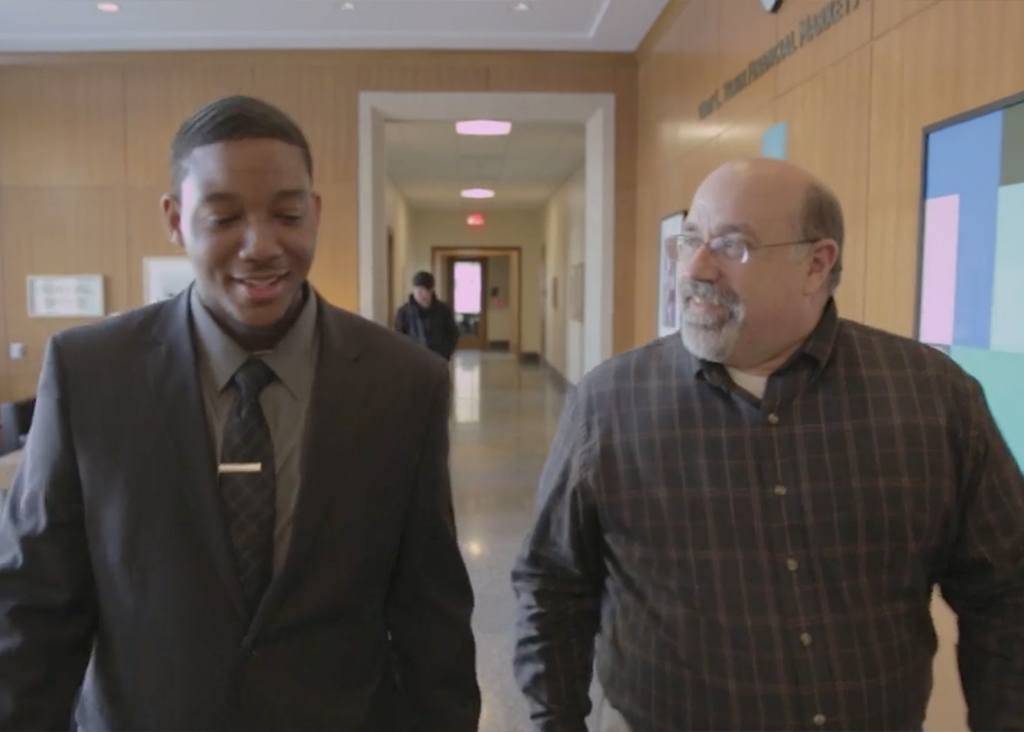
926,111,1003,348
761,123,788,160
950,346,1024,469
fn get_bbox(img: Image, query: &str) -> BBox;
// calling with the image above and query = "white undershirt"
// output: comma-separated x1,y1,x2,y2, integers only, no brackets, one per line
726,367,768,399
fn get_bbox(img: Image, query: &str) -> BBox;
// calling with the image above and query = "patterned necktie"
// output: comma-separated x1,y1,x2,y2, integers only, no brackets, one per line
219,357,277,615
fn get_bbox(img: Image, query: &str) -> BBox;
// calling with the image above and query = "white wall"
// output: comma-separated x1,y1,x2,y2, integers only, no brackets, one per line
544,166,586,383
409,208,544,354
544,195,566,377
384,179,412,319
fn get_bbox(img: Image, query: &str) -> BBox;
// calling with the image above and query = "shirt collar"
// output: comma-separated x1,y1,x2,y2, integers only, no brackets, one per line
681,298,840,384
189,284,319,400
798,297,840,373
259,287,318,400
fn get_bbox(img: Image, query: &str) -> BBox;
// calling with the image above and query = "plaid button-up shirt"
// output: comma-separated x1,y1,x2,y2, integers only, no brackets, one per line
513,301,1024,731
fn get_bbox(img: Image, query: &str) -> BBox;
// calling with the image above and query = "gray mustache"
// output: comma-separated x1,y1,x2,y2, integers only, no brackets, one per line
678,279,740,308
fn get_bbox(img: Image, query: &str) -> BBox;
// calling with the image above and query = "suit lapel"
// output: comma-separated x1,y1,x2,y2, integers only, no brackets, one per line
249,299,374,633
145,290,248,623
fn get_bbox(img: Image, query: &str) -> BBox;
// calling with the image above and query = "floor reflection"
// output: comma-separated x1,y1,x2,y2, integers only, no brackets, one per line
449,350,567,732
453,352,482,424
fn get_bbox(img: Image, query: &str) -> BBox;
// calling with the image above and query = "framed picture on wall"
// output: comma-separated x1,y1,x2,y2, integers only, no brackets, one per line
657,210,686,337
143,257,195,305
26,274,105,318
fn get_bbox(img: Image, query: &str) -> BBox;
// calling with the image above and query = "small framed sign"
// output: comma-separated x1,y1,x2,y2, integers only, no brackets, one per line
657,211,686,337
143,257,195,305
26,274,105,318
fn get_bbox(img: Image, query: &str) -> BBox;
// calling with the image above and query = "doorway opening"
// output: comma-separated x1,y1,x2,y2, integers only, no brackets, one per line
433,246,522,354
449,258,487,350
360,91,615,374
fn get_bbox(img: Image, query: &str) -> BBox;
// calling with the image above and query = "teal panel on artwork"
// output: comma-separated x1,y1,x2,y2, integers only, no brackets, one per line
761,123,788,159
991,182,1024,354
950,346,1024,468
1002,100,1024,185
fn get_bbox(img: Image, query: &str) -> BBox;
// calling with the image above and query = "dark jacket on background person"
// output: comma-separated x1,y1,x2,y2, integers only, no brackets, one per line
395,295,460,360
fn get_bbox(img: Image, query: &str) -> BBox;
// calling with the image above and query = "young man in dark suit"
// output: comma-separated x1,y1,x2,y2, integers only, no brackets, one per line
0,95,480,731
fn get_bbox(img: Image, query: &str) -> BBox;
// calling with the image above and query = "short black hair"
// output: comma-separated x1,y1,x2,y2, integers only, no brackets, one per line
170,95,312,191
801,181,844,292
413,271,435,289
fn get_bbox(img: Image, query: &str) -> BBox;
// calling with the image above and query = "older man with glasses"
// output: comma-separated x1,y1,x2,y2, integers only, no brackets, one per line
513,158,1024,732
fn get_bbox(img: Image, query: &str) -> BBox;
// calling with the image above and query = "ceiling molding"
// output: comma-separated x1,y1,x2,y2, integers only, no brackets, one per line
0,0,669,53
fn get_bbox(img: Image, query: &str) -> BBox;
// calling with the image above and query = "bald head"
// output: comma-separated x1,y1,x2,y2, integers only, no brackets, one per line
695,158,814,218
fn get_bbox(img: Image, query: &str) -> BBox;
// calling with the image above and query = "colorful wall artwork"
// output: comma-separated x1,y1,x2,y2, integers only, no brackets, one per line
919,95,1024,465
761,122,788,160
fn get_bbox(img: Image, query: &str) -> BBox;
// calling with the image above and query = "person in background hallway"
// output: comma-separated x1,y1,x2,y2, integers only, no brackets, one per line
512,158,1024,731
395,270,460,360
0,95,479,731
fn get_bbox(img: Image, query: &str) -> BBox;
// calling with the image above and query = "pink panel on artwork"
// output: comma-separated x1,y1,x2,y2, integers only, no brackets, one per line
920,195,960,345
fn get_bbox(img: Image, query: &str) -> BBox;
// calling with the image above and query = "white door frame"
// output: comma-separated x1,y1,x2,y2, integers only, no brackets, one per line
358,91,615,373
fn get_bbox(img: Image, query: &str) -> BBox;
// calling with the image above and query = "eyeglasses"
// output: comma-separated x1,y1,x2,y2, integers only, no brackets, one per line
668,232,817,265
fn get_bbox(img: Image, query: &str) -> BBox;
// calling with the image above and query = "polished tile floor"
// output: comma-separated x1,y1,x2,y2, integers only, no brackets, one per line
449,351,967,732
449,350,566,732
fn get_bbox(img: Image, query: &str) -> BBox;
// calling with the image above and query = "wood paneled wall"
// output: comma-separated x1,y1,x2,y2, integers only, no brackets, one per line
0,51,636,401
3,0,1021,400
634,0,1024,343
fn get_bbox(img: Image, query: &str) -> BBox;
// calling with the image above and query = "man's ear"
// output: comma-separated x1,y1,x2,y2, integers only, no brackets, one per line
804,238,839,296
311,191,323,231
160,194,185,250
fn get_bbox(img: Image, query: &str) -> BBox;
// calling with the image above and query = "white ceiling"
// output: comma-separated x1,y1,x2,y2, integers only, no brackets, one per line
0,0,669,53
385,119,584,210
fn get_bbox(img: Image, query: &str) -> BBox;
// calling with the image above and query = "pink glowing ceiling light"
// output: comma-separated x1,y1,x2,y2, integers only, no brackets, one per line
455,120,512,136
466,213,486,227
97,2,120,12
461,188,495,199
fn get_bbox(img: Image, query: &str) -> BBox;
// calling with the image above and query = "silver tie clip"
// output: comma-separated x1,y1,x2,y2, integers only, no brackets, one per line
218,463,262,474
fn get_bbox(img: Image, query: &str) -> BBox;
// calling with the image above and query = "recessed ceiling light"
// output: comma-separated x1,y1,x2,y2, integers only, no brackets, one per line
341,1,355,9
461,188,495,200
456,120,512,136
97,2,120,12
513,2,531,11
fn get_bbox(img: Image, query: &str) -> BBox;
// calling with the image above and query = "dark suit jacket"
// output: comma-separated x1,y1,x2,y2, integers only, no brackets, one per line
0,290,480,731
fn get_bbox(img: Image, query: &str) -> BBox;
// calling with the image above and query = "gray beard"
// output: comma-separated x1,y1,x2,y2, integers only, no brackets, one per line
677,280,745,362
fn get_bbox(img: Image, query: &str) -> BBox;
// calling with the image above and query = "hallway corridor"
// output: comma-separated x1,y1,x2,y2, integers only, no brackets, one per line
449,351,566,732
